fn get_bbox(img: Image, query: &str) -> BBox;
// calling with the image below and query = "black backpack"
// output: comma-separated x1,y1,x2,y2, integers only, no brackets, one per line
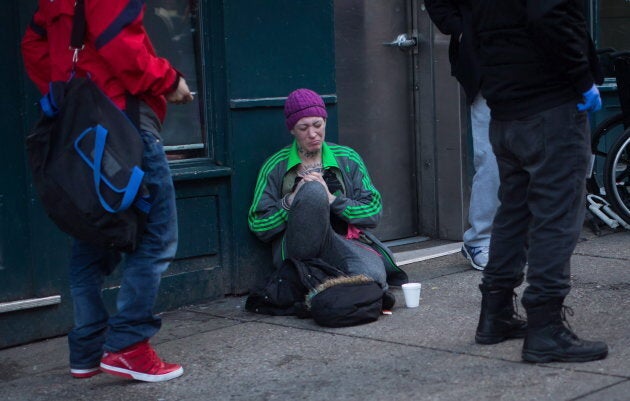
307,275,383,328
26,77,149,252
25,0,149,252
246,258,384,327
245,258,345,316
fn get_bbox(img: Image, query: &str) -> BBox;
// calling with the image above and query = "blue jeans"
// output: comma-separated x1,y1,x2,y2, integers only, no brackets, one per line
463,94,500,248
482,101,590,309
67,130,178,369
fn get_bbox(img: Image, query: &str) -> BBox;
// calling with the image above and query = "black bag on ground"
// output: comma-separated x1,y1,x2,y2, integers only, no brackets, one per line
246,258,385,327
245,258,346,316
306,275,383,327
26,77,149,252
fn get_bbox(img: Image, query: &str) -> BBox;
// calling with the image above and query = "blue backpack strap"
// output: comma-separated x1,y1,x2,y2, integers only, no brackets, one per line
40,82,59,117
74,124,145,213
133,195,152,214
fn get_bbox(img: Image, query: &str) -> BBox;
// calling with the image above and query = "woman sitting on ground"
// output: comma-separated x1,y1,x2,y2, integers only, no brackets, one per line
247,88,407,308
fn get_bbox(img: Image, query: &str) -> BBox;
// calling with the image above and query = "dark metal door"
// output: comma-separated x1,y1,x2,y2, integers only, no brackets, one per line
334,0,419,240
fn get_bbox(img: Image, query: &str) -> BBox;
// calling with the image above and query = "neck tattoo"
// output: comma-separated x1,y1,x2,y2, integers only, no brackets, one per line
298,146,320,159
299,162,323,176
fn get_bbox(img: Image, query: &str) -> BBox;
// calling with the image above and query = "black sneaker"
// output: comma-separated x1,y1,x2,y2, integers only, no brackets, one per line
382,290,396,310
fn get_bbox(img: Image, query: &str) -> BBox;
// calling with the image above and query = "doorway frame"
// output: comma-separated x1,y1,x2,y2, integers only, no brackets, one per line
413,0,469,241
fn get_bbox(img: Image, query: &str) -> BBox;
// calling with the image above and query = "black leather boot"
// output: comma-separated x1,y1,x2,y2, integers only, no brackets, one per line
522,300,608,363
475,284,528,344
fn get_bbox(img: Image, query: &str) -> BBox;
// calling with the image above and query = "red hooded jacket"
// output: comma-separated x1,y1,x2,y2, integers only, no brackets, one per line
21,0,180,122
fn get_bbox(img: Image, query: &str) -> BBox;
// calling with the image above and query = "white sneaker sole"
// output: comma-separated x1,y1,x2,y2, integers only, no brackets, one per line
100,362,184,382
70,367,101,378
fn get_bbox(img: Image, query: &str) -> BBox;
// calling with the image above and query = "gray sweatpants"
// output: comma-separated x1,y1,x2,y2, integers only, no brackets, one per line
283,181,388,291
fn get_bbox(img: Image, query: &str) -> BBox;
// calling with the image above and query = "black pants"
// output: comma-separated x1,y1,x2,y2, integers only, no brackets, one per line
482,101,590,309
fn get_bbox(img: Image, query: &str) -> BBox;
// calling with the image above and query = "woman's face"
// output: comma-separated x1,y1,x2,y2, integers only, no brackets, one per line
291,116,326,153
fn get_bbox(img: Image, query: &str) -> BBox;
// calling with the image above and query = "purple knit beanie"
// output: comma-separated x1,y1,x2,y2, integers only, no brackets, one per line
284,88,328,131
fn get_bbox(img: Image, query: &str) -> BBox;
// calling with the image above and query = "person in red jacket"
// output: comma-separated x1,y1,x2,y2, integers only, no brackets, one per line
22,0,193,382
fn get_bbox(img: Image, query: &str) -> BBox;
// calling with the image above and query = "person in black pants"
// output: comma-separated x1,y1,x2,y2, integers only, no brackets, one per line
470,0,608,362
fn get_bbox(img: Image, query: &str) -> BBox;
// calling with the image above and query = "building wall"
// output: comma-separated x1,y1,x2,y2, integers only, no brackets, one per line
3,0,620,349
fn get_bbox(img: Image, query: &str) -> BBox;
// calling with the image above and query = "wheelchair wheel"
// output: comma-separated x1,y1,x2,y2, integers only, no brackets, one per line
587,113,626,196
603,128,630,225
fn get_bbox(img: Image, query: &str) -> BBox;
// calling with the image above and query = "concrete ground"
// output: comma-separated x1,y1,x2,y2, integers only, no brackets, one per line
0,229,628,401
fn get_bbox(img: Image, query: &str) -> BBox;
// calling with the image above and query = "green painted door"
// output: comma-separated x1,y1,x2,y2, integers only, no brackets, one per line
0,0,75,348
223,0,338,293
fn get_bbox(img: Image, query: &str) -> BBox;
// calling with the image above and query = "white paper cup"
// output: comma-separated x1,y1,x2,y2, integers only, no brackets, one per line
401,283,421,308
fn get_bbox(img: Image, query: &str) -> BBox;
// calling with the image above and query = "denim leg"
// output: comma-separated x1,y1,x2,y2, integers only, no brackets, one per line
68,240,121,369
326,238,389,291
284,181,335,260
284,181,387,290
463,95,499,248
104,130,178,352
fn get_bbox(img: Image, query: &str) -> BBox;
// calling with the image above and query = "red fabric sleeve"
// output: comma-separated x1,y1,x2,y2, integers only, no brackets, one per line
85,0,179,97
21,6,51,94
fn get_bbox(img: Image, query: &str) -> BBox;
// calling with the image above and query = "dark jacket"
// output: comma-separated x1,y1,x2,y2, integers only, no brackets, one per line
425,0,480,103
471,0,602,120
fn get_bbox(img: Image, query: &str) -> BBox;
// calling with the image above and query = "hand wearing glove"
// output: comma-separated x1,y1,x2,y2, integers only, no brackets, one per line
577,84,602,113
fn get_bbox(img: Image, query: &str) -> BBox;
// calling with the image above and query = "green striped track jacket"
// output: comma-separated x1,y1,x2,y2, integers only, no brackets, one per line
248,141,382,267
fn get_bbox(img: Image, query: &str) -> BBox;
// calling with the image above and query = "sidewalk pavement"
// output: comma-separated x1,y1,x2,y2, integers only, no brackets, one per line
1,229,628,401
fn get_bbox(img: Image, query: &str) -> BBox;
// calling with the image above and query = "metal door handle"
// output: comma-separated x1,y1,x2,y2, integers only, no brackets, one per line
383,33,417,50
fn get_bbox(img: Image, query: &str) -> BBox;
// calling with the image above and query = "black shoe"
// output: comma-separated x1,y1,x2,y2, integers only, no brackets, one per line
475,285,528,345
382,290,396,310
522,303,608,363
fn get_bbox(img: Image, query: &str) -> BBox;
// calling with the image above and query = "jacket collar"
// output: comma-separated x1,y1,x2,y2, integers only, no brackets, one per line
286,140,339,172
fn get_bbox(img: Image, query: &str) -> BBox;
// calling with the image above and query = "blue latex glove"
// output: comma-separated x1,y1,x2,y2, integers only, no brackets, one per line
577,84,602,113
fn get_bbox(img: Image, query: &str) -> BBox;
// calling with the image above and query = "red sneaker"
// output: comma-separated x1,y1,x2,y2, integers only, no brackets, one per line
99,341,183,382
70,367,101,379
